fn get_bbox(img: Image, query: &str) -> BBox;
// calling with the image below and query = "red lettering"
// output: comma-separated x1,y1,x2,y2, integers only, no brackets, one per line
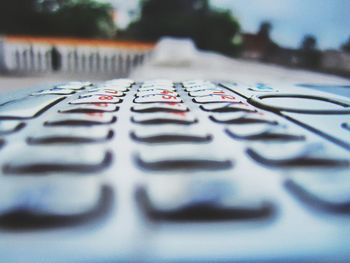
104,89,118,94
86,112,103,117
221,95,236,101
172,112,186,116
94,103,108,107
212,90,225,94
162,95,177,100
98,95,113,100
160,90,172,95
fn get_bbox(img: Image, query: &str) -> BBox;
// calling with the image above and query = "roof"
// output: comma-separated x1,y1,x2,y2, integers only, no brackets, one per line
3,35,155,50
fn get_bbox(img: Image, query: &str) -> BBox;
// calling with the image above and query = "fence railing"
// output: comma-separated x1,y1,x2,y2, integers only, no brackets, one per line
0,36,154,76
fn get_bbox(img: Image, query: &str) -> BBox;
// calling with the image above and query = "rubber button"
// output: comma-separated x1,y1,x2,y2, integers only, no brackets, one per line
131,112,197,125
3,147,112,174
0,177,113,228
0,95,64,119
138,178,273,221
45,113,116,126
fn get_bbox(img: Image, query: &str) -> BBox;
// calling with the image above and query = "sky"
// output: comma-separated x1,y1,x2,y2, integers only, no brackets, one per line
104,0,350,50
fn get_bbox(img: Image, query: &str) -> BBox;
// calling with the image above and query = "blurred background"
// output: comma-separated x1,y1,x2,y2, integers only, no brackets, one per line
0,0,350,89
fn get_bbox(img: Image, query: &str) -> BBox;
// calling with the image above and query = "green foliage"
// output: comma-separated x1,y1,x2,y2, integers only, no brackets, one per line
123,0,241,56
53,0,116,38
0,0,116,38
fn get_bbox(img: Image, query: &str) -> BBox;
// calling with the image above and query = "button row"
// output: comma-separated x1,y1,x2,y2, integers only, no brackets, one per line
182,81,343,168
0,80,123,179
131,82,233,173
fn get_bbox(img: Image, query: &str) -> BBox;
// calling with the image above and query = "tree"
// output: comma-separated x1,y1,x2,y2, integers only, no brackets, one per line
341,36,350,53
299,35,321,69
257,21,272,39
301,35,317,51
123,0,241,56
53,0,116,38
0,0,116,38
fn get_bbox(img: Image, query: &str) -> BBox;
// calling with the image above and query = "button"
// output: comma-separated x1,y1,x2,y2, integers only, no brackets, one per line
0,95,64,119
132,112,197,125
105,78,134,86
142,79,173,87
45,113,116,126
136,90,178,97
226,124,305,141
185,84,219,93
0,120,25,135
59,103,119,113
247,142,350,168
31,87,75,96
56,82,90,90
189,89,229,97
182,80,208,88
248,83,276,92
134,95,182,104
249,94,350,114
27,127,113,144
131,127,212,143
285,169,350,213
210,112,278,125
182,81,215,90
138,86,176,92
3,146,112,174
98,84,129,92
70,95,121,105
0,177,112,228
193,95,240,103
131,103,188,113
200,103,256,113
135,145,233,171
137,178,272,221
82,88,124,97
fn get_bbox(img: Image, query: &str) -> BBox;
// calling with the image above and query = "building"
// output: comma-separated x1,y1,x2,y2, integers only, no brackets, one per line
0,35,154,76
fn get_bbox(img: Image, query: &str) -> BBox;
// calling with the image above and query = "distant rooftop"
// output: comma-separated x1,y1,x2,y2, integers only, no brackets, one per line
3,35,155,50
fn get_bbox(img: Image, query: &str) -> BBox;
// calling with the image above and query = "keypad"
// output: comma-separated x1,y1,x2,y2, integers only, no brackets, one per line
0,78,349,262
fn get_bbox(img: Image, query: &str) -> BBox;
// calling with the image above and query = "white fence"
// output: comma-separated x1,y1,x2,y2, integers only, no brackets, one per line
0,36,153,76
